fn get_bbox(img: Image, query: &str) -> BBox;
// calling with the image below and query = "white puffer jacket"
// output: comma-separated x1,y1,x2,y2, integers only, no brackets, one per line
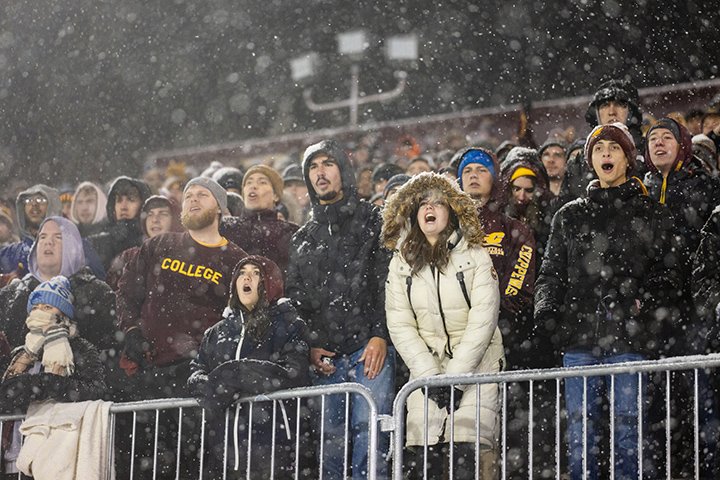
386,231,503,447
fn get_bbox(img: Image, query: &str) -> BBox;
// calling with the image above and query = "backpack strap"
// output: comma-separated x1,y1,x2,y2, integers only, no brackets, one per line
406,276,416,318
456,271,471,309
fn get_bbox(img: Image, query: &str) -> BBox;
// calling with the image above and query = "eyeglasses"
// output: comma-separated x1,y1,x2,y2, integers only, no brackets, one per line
23,197,48,206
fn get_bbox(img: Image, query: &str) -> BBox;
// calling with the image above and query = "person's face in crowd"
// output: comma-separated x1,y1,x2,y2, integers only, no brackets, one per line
73,189,98,225
285,181,310,208
372,196,385,207
686,116,703,136
591,140,629,188
648,128,680,177
0,220,13,243
61,198,72,219
406,160,432,176
36,220,63,278
24,194,49,229
511,176,536,206
461,163,493,202
353,147,371,167
115,187,142,220
374,179,389,195
703,114,720,136
355,170,373,199
166,181,185,205
236,263,261,311
417,193,449,246
243,173,278,211
181,185,219,231
597,99,630,125
145,206,173,238
31,303,63,316
541,146,567,180
142,169,164,193
308,155,344,205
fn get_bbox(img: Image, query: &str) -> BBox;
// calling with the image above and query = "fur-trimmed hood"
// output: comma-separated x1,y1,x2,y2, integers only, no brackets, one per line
382,172,484,251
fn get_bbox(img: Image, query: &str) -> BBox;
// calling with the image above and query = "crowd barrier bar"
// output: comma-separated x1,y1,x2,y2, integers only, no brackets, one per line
106,382,379,480
391,353,720,480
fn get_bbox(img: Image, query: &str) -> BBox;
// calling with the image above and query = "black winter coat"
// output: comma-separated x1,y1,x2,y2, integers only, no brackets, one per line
286,195,391,354
188,300,309,478
692,207,720,352
0,337,106,414
535,179,682,359
220,209,298,277
0,268,117,353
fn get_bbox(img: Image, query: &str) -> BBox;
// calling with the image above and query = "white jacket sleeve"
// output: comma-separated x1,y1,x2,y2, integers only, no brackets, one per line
445,248,500,376
385,255,442,379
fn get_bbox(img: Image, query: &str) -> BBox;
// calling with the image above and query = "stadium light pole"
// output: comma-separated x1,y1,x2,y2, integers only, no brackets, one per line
290,31,418,128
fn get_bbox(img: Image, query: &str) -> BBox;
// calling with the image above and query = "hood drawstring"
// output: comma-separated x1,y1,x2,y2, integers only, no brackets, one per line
233,310,246,471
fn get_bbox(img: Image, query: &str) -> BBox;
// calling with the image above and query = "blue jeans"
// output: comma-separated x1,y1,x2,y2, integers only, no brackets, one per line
312,344,395,480
563,351,645,480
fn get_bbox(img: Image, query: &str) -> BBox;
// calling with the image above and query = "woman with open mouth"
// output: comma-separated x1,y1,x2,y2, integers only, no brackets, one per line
382,172,503,479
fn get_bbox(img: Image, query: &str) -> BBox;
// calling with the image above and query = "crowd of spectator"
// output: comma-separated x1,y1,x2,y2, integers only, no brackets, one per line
0,78,719,479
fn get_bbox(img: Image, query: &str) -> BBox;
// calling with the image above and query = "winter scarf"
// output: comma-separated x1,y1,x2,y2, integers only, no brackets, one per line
20,310,76,377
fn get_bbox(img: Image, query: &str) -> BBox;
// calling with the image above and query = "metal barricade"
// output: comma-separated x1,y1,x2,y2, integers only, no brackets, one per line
0,382,379,480
391,353,720,480
106,382,379,480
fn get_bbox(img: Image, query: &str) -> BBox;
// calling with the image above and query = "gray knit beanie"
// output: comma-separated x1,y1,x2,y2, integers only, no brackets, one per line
183,177,228,212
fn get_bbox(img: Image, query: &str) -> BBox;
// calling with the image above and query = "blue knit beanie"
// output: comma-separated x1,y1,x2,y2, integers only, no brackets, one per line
457,149,496,187
27,275,74,319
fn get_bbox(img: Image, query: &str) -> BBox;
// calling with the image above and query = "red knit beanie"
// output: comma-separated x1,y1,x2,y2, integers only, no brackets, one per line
585,122,637,173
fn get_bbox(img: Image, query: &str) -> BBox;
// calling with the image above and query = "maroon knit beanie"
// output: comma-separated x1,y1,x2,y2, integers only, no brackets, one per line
585,122,637,173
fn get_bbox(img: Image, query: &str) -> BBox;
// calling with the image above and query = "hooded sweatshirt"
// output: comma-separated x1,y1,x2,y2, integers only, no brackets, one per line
88,176,152,271
286,139,391,354
0,216,116,352
70,181,108,237
643,118,720,354
0,187,104,278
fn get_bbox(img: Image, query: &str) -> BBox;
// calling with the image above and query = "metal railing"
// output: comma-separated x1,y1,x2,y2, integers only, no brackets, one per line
391,353,720,480
2,354,720,479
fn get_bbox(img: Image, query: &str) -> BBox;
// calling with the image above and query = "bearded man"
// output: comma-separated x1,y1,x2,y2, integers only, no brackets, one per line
116,177,246,398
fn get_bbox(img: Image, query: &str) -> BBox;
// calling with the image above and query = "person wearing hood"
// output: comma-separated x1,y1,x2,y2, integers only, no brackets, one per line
212,166,245,195
0,217,116,370
383,172,503,479
0,185,105,281
286,139,394,479
88,176,152,272
105,195,183,291
644,118,720,477
535,122,682,479
188,255,309,478
0,205,19,247
453,147,536,368
500,147,554,260
585,79,646,156
221,164,298,277
70,181,108,238
643,118,720,352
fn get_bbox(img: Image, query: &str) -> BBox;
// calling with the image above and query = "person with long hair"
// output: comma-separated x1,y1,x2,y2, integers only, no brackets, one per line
382,172,503,479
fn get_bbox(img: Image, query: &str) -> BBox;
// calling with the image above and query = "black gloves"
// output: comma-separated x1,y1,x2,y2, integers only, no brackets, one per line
425,387,464,412
122,328,153,368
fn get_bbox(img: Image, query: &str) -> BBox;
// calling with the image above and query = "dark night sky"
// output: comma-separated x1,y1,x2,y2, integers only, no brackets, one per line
0,0,717,187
